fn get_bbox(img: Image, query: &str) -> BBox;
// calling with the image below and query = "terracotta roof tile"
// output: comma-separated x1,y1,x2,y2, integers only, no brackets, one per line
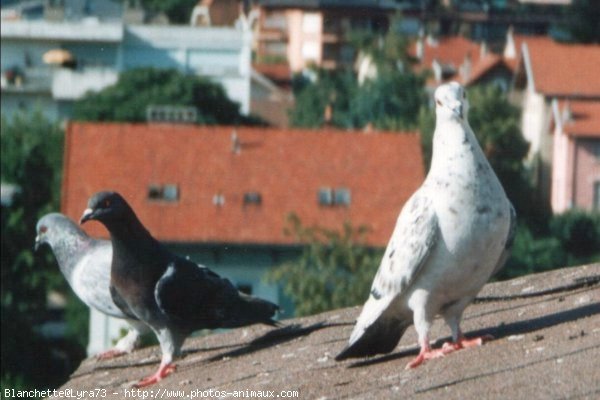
559,100,600,138
61,123,424,247
410,36,481,73
523,38,600,97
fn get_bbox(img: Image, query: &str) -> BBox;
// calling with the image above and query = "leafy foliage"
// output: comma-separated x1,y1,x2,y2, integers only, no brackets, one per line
134,0,198,24
499,211,600,280
560,0,600,43
73,68,262,125
289,20,426,131
1,110,85,389
267,214,382,317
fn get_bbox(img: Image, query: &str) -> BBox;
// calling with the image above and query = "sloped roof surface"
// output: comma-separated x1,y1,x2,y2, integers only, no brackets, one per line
523,38,600,97
62,123,424,247
55,264,600,399
561,100,600,138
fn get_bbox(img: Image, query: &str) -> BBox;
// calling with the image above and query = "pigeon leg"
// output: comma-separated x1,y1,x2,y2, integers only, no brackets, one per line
442,331,494,352
405,336,448,369
133,362,177,388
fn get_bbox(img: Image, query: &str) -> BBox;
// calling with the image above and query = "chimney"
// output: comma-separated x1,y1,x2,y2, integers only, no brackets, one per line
231,130,241,154
504,26,516,60
561,101,573,124
460,51,472,84
480,41,488,59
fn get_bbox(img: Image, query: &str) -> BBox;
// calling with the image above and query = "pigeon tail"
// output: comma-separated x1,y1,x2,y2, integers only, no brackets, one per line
231,293,279,327
336,315,409,361
336,294,408,361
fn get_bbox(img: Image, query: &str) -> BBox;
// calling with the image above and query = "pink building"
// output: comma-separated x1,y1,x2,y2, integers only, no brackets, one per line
551,100,600,213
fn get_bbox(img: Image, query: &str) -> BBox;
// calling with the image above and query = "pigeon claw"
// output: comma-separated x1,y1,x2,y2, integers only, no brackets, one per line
443,333,494,352
96,349,126,360
134,363,177,388
405,347,448,369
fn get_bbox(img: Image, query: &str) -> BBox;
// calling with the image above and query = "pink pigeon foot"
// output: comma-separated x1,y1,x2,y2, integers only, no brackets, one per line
405,345,449,369
442,334,494,352
133,363,177,388
96,349,126,360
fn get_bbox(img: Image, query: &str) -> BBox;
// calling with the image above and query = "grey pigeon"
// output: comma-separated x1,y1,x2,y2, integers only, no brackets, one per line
336,81,516,368
35,213,148,358
80,191,279,387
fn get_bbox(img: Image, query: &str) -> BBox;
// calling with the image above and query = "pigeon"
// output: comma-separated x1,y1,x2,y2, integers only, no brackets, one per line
35,213,148,359
336,81,516,368
80,191,279,387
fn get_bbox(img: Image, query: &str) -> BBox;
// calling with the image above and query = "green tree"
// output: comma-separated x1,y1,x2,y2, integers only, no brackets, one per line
267,214,382,317
131,0,198,25
0,110,85,389
73,68,263,125
549,210,600,263
561,0,600,43
289,18,426,131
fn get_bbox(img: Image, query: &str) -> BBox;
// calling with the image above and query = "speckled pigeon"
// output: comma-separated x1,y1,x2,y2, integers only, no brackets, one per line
336,81,516,368
80,191,279,387
35,213,148,358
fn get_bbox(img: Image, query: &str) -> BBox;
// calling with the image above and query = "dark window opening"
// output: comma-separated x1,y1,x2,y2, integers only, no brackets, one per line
147,184,179,202
243,191,262,205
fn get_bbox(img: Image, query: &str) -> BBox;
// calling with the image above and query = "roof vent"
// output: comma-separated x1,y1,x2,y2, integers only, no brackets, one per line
243,191,262,206
213,193,225,207
231,130,241,154
146,105,197,124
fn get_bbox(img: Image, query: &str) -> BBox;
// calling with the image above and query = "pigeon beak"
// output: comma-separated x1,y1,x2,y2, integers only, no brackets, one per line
34,235,41,251
450,101,463,119
80,208,95,224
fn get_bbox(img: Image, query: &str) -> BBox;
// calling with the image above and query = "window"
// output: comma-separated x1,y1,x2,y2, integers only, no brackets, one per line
318,187,333,206
264,11,287,30
318,187,351,207
147,184,179,202
302,13,320,34
334,188,351,206
243,191,262,206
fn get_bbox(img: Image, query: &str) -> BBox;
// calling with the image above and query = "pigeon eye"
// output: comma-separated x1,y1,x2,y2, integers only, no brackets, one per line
436,99,442,106
103,199,111,208
40,225,48,233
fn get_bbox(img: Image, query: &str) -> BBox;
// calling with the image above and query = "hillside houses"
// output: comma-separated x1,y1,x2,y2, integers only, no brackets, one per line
61,122,424,352
511,34,600,212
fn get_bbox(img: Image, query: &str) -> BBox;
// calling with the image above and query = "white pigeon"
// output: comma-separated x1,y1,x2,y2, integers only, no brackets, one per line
336,81,516,368
35,213,149,358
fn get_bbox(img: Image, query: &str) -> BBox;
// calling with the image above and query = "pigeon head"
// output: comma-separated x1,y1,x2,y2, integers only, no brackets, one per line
434,81,469,121
80,191,131,225
35,213,86,251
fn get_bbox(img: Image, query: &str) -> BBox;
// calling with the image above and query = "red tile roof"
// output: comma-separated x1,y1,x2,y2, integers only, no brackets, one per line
410,36,481,74
461,53,508,86
523,38,600,97
61,123,424,247
559,100,600,138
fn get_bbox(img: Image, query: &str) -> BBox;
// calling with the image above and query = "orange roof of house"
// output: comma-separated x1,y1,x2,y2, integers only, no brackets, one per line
523,38,600,97
560,100,600,138
61,123,424,247
462,53,508,86
410,36,481,73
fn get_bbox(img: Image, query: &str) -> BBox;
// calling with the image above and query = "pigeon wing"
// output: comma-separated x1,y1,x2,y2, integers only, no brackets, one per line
73,240,131,319
491,202,517,277
336,189,438,360
155,257,241,331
